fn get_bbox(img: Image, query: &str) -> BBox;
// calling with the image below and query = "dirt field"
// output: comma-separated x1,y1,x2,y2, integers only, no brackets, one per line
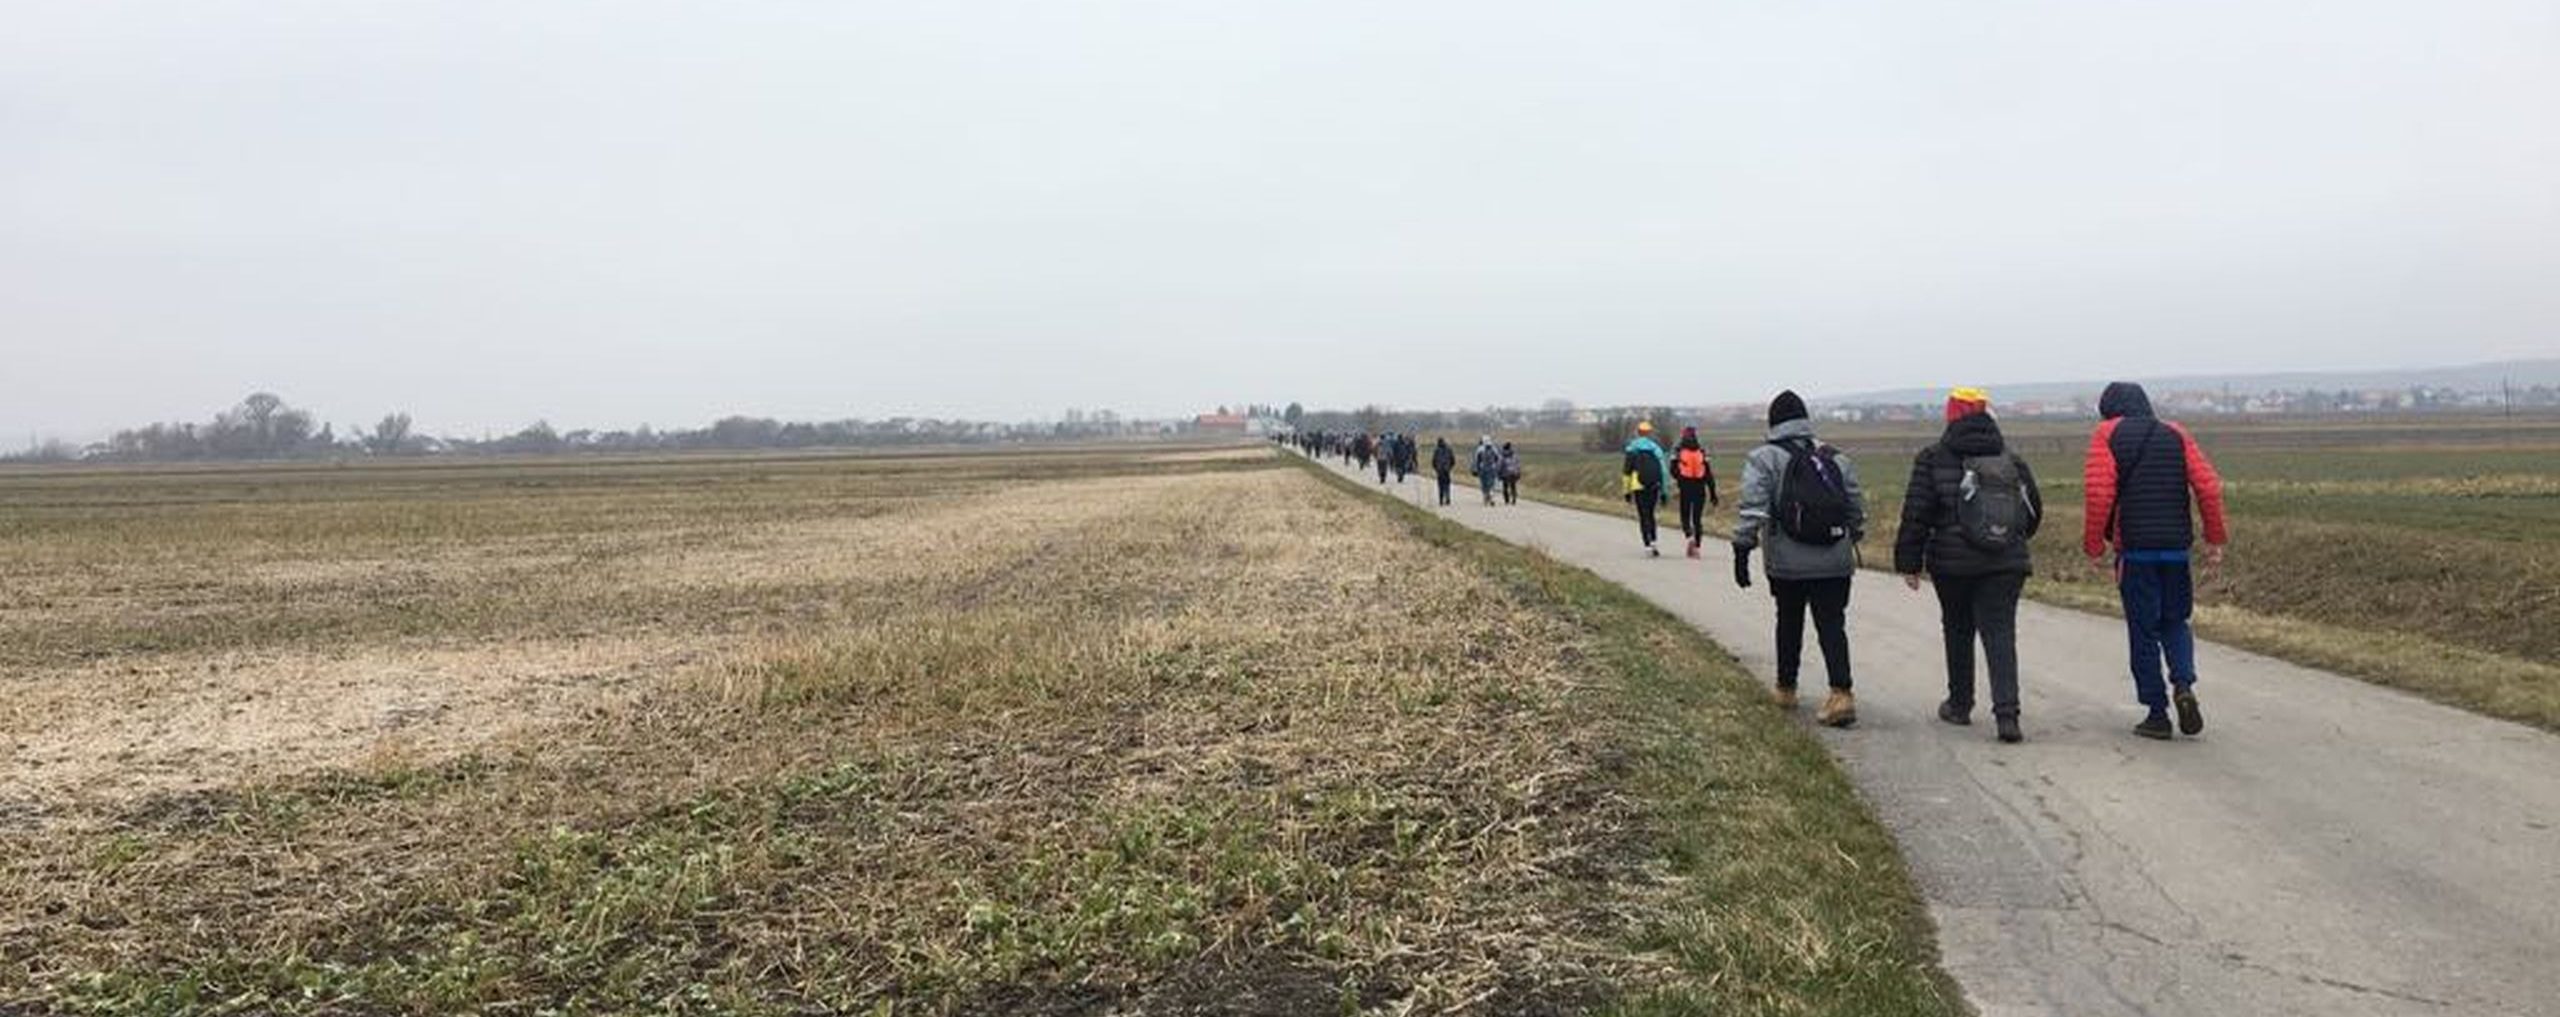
0,447,1954,1015
1498,413,2560,730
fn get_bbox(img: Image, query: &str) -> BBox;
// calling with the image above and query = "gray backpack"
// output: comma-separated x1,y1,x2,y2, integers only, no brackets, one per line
1956,453,2035,550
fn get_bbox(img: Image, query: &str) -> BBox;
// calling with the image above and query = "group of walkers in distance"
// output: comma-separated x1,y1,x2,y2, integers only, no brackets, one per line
1291,428,1520,507
1286,379,2230,746
1616,420,1722,557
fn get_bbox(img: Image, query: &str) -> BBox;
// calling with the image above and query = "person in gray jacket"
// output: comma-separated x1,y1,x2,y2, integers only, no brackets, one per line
1731,390,1866,727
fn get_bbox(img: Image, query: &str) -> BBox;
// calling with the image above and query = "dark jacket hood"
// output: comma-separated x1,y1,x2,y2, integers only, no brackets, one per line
2099,382,2154,420
1941,413,2006,457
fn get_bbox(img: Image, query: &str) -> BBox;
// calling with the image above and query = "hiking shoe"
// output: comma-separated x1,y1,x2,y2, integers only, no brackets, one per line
1773,686,1800,709
1937,700,1972,726
1648,546,1661,558
1816,691,1858,728
2174,688,2204,736
1996,715,2023,744
2134,713,2173,740
1686,542,1701,559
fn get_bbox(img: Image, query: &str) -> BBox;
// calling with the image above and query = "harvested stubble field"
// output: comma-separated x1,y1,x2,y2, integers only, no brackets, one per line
0,445,1956,1016
1500,414,2560,730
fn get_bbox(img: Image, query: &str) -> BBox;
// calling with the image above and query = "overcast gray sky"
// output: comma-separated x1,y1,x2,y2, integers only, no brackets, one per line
7,1,2556,439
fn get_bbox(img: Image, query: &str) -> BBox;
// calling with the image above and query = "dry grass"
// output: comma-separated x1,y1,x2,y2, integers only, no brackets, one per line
0,447,1957,1015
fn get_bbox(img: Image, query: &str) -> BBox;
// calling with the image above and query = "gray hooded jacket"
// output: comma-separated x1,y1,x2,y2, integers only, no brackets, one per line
1732,418,1866,580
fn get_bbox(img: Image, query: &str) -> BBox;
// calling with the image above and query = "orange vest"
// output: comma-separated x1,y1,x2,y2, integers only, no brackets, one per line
1675,447,1709,480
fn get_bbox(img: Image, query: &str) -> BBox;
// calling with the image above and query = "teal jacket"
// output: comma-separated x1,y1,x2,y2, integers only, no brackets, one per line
1622,435,1672,506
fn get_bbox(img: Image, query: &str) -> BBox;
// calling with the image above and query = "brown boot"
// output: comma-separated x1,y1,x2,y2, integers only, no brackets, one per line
1773,686,1800,709
1816,690,1857,728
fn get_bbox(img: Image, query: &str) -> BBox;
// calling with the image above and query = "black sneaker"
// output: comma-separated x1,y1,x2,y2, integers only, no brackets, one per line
1995,715,2023,744
1937,701,1973,726
2134,714,2173,740
2174,688,2204,736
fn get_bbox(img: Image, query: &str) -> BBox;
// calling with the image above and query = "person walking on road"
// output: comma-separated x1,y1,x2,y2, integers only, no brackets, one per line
2083,382,2230,741
1621,421,1673,555
1894,388,2043,744
1497,441,1522,506
1470,436,1502,506
1376,432,1393,484
1431,437,1457,506
1732,391,1866,727
1672,425,1721,558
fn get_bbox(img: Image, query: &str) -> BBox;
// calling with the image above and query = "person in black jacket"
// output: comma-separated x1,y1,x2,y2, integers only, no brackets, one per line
1894,388,2043,743
1622,421,1672,556
1430,438,1457,506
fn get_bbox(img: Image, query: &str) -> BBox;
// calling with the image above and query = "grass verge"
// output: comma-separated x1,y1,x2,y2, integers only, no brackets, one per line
1291,457,1965,1016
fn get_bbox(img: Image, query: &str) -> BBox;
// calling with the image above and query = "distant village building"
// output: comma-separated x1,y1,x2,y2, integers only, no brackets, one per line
1194,412,1250,436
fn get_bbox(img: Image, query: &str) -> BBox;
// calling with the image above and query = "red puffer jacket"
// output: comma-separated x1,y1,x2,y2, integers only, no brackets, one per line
2082,383,2228,556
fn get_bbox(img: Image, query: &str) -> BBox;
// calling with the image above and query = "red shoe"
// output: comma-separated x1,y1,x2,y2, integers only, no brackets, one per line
1685,541,1701,559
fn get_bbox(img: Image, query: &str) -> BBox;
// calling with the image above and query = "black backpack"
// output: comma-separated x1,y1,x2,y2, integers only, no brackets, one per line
1956,452,2035,550
1774,439,1852,545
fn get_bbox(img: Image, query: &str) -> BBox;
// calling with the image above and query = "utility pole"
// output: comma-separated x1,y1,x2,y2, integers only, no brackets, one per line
2504,377,2516,443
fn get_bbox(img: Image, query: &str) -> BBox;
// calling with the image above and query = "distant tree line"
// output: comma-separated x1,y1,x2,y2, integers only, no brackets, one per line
29,393,1178,464
87,392,344,461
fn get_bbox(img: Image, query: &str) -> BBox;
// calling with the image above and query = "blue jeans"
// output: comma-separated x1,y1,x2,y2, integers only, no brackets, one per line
2117,559,2197,709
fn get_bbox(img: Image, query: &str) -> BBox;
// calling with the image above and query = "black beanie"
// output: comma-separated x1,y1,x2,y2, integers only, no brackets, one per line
1768,390,1809,428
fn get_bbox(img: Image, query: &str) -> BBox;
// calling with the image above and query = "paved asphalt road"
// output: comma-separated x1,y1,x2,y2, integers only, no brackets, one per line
1302,449,2560,1016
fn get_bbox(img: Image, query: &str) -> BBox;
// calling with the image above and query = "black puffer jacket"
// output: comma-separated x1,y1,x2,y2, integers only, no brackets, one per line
1894,413,2043,577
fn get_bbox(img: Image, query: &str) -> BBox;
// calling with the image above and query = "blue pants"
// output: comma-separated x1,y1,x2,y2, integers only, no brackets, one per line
2117,560,2197,709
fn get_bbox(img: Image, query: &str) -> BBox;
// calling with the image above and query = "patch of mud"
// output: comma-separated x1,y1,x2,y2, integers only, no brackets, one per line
1129,954,1388,1015
950,953,1390,1017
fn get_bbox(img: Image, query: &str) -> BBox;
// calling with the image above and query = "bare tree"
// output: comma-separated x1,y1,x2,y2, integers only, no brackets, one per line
368,413,414,455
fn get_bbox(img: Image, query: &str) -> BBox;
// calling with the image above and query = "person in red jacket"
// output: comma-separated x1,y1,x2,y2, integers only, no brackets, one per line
2082,382,2230,740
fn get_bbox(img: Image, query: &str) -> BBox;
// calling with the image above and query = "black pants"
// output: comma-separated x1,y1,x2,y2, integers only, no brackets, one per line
1501,476,1518,504
1377,459,1389,482
1633,492,1660,546
1435,471,1452,505
1676,480,1708,542
1770,575,1853,690
1933,572,2025,716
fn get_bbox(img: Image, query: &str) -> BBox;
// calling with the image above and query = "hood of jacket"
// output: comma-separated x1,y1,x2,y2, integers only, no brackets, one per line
1764,418,1817,444
1623,435,1666,456
1941,413,2006,457
2099,382,2155,420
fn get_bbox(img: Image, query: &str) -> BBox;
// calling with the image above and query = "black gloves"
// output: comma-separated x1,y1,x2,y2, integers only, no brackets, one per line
1732,545,1754,588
